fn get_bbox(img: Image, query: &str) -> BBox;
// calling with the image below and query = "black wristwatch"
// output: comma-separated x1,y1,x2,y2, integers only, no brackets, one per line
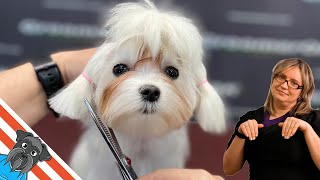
35,61,64,117
235,130,248,140
35,61,64,98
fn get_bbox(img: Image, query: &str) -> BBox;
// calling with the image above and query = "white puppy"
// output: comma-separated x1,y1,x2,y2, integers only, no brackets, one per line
50,1,226,179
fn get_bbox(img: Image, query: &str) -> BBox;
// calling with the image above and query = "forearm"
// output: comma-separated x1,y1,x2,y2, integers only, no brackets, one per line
0,48,95,127
304,126,320,170
223,136,246,175
140,169,224,180
0,63,49,126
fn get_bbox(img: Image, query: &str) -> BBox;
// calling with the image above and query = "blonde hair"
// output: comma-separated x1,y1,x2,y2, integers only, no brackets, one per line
264,58,315,116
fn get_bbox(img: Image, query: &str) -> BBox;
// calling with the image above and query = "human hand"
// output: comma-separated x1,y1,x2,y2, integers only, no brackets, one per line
51,48,96,83
278,117,311,139
139,168,224,180
238,119,264,141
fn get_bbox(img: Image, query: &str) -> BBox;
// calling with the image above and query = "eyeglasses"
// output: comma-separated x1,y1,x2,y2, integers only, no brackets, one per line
274,74,303,89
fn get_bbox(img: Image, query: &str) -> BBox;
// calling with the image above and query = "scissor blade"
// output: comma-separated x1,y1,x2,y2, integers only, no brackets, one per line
84,99,139,180
117,162,130,180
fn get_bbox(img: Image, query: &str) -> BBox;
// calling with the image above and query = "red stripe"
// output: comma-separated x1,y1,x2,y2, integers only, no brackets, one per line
0,105,22,131
0,128,14,151
46,158,76,180
0,128,51,179
0,105,75,180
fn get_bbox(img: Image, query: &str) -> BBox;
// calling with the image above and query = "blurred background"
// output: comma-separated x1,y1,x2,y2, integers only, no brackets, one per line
1,0,320,179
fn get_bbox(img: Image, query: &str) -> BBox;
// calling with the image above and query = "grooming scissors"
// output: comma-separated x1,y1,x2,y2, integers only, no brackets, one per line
84,99,139,180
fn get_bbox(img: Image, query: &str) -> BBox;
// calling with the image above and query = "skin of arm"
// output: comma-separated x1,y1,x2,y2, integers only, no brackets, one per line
223,136,246,175
139,168,224,180
0,62,48,126
304,124,320,170
223,119,263,175
0,48,96,126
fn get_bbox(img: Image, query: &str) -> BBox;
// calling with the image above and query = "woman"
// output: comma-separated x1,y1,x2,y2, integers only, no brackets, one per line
223,58,320,180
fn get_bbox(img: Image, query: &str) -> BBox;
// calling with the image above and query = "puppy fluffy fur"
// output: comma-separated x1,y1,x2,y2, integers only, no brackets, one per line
50,1,226,179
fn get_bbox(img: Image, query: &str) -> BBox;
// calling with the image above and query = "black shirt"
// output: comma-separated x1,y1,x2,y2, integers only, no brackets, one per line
227,107,320,180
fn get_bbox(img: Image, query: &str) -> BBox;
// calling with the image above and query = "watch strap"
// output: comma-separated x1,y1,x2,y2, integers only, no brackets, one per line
35,61,64,117
35,61,64,98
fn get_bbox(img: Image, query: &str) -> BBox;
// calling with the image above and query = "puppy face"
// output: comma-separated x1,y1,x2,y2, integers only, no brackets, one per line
7,130,51,174
95,40,197,136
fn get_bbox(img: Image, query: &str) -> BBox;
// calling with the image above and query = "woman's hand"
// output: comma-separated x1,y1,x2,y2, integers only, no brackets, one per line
51,48,96,83
238,119,264,141
278,117,312,139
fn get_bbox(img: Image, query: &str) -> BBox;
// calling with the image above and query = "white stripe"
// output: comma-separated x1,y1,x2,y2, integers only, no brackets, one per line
0,99,35,132
27,171,40,180
0,98,82,179
44,150,82,180
0,139,10,154
37,161,63,180
0,117,17,141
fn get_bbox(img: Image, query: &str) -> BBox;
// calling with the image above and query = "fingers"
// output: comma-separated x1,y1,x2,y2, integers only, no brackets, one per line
241,123,251,140
249,120,257,138
278,122,284,127
280,117,301,139
287,123,299,138
239,120,262,141
239,122,250,139
258,124,264,129
282,119,289,138
248,121,256,140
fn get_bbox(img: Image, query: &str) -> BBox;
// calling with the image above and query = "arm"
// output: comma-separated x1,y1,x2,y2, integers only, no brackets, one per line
0,48,95,126
223,136,246,175
0,63,47,126
223,119,263,175
139,168,224,180
304,125,320,170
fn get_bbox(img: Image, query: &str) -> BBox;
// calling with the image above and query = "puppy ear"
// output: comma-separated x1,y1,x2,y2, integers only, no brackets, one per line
194,63,226,134
49,43,116,120
39,144,51,162
49,75,93,120
16,130,33,142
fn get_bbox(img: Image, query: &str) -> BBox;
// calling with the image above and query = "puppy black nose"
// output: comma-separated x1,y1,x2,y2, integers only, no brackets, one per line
139,85,160,102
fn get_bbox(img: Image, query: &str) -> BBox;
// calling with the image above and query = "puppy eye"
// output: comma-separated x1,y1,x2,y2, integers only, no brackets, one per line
31,150,37,157
164,66,179,79
22,143,27,149
113,64,129,76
